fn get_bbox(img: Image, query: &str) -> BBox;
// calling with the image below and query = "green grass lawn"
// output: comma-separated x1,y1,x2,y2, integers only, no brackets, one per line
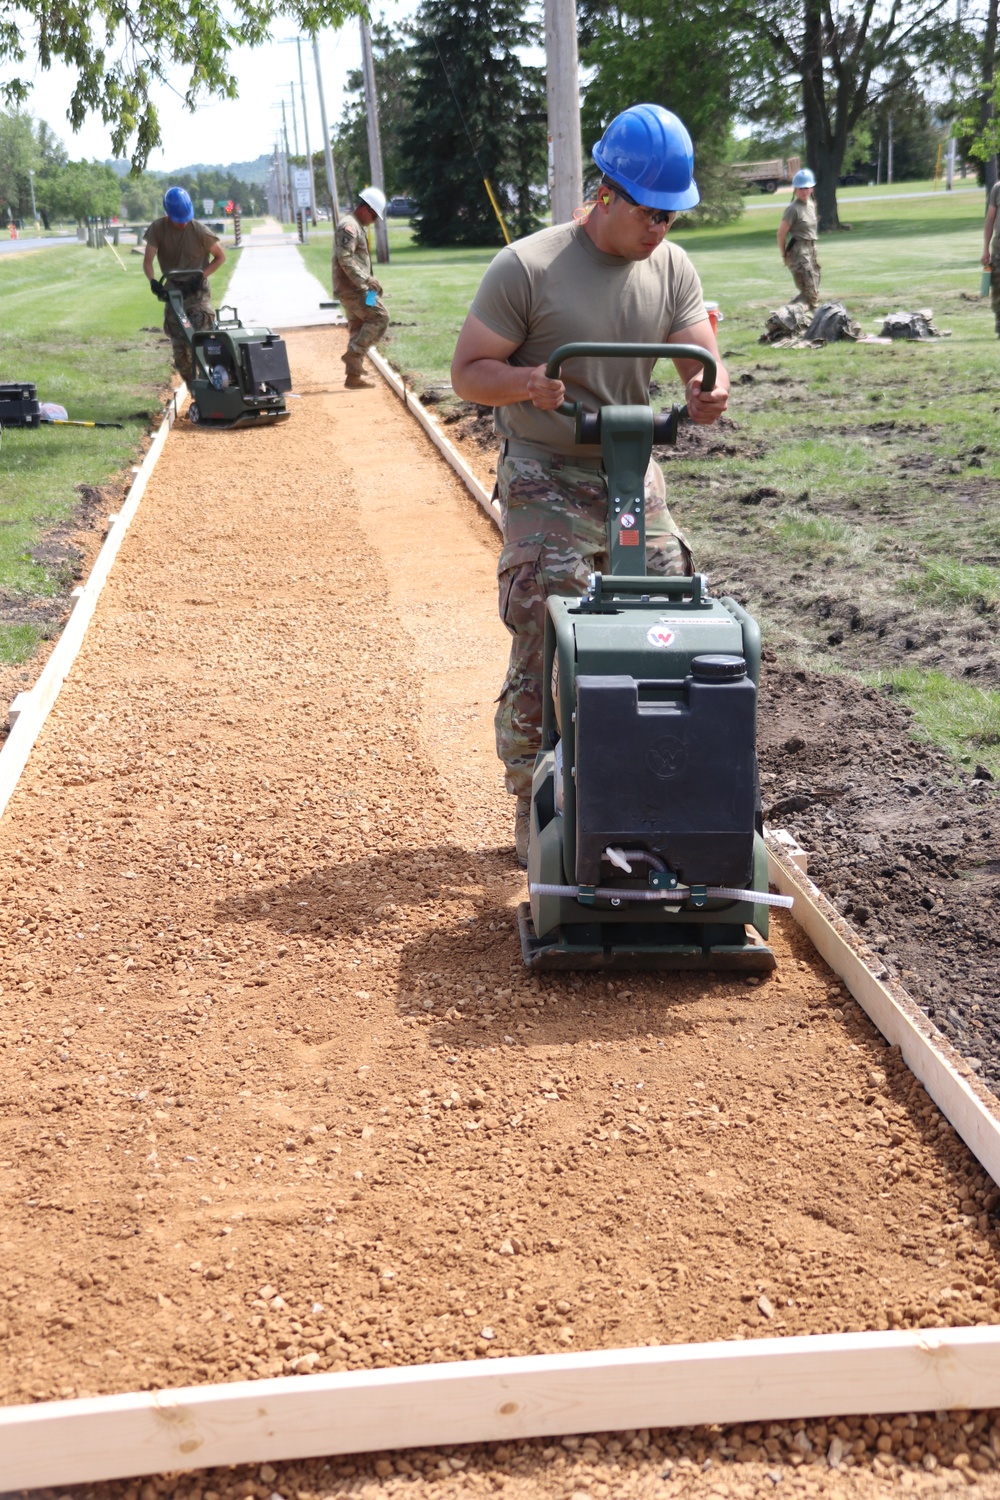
0,243,239,668
300,189,1000,776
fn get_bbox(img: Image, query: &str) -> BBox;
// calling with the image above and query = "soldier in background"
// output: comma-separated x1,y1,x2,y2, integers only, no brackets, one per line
982,180,1000,338
777,169,820,308
334,187,389,389
143,187,225,381
451,104,728,867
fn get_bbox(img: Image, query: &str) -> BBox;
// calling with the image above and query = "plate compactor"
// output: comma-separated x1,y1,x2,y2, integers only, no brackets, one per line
519,341,792,973
158,271,292,429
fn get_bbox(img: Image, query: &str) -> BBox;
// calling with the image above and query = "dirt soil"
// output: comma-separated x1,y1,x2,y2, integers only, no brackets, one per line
5,330,1000,1500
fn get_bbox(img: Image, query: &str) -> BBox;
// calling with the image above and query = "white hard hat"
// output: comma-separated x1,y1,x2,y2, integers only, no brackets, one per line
358,186,387,219
792,168,816,189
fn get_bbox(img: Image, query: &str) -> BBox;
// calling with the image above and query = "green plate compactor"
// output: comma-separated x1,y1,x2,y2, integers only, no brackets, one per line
519,341,792,973
161,271,292,429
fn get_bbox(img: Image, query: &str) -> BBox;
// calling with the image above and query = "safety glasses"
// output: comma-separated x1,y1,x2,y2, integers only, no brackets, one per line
604,180,677,227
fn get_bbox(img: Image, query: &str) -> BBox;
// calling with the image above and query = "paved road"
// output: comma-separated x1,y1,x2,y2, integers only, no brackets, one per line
0,234,78,254
744,185,981,211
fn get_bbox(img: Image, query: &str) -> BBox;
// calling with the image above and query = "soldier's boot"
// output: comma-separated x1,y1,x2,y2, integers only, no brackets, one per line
514,795,531,869
342,348,372,387
345,372,376,389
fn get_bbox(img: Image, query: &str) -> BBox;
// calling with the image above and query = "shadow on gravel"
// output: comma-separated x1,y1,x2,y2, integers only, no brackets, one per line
213,842,736,1051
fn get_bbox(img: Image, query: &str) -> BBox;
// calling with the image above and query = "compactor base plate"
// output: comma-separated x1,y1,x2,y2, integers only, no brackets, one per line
517,903,776,973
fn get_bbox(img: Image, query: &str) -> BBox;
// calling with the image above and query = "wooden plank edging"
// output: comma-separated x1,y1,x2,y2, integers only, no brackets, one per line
0,387,187,823
766,830,1000,1187
5,1327,1000,1489
367,350,502,530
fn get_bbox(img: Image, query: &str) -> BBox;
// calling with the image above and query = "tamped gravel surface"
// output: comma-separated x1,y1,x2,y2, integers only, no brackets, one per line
5,328,1000,1499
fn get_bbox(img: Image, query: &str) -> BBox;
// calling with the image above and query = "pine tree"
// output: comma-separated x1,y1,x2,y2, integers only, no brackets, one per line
401,0,547,247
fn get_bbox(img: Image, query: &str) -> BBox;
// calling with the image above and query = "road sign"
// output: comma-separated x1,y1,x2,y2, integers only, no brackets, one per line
294,169,312,209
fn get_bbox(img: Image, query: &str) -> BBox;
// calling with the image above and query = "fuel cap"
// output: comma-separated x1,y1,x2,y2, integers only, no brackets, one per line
690,654,746,681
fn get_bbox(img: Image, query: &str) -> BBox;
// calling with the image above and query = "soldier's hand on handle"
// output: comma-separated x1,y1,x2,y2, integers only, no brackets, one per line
685,374,729,424
983,251,993,269
525,364,566,410
149,276,167,301
367,277,383,294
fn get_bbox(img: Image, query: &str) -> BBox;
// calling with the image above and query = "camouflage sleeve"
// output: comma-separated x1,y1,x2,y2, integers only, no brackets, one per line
334,221,371,289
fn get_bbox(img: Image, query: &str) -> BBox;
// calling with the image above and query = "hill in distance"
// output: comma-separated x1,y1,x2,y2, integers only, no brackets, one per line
104,155,272,185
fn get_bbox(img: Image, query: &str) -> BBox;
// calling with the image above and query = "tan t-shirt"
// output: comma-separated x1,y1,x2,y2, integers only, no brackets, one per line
144,217,221,275
469,222,706,456
781,197,818,244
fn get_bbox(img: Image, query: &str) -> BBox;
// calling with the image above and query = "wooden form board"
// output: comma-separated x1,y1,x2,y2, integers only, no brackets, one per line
368,350,502,529
0,387,186,824
6,1327,1000,1489
766,831,1000,1189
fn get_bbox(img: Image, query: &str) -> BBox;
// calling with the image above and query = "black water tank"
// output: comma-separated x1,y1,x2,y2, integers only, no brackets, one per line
574,667,757,887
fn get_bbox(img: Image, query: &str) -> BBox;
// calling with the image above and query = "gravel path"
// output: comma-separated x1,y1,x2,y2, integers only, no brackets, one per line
5,328,1000,1498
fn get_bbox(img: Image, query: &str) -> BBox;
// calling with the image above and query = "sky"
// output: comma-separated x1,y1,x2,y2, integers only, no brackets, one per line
6,9,413,173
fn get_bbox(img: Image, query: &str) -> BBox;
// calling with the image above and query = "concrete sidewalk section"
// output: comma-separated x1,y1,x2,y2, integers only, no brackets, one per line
223,220,343,330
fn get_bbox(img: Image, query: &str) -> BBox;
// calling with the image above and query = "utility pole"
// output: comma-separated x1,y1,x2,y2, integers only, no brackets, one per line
295,37,318,228
28,167,38,226
359,16,390,263
287,84,300,157
282,100,295,223
312,33,341,226
887,113,894,185
545,0,583,224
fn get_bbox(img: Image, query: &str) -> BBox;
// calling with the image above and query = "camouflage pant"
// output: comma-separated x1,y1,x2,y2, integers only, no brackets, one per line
338,285,389,374
991,261,1000,334
785,242,820,307
495,453,693,799
164,291,214,383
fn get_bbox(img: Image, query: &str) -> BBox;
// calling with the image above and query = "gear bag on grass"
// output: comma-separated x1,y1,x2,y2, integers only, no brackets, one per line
880,309,947,340
803,302,861,343
760,303,813,343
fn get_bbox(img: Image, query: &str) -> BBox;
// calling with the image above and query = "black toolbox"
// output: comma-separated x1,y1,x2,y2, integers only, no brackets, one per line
0,383,41,427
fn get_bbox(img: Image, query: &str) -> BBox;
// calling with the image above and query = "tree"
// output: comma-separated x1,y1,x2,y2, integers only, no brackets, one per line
37,159,122,225
738,0,954,229
332,19,412,203
401,0,547,245
958,0,999,192
0,107,37,220
578,0,745,225
1,0,367,169
863,71,939,181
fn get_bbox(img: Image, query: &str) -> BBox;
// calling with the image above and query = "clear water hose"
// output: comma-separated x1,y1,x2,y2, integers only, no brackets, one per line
529,883,793,909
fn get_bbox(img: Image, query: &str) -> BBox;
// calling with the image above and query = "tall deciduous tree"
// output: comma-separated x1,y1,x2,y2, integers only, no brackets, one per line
401,0,547,246
36,159,122,224
577,0,745,224
740,0,954,229
1,0,366,168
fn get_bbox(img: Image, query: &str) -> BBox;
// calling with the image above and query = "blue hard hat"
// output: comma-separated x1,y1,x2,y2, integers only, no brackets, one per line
592,104,700,212
163,186,194,224
792,169,816,188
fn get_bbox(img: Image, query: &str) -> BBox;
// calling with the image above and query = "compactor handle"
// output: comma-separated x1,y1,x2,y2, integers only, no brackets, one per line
545,342,717,421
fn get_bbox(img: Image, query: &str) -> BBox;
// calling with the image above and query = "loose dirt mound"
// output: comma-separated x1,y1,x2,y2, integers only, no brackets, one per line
4,330,1000,1500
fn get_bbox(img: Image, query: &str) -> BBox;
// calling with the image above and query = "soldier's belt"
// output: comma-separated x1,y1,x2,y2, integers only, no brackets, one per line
502,438,604,470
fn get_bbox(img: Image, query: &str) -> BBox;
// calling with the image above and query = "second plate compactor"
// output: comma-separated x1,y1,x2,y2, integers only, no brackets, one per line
158,271,293,429
519,341,792,973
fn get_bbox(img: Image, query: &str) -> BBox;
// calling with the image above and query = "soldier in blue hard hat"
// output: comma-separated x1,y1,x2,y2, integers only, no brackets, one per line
777,169,820,308
142,187,226,381
451,103,730,866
